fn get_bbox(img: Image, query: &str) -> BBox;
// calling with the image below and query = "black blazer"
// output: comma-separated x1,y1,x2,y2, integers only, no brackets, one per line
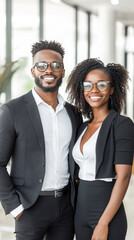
0,91,82,214
76,109,134,179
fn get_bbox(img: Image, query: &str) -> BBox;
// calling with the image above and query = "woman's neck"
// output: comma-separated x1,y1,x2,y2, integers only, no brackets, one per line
92,108,110,123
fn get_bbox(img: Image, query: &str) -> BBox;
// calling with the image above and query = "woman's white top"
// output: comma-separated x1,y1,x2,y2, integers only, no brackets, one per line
73,126,113,182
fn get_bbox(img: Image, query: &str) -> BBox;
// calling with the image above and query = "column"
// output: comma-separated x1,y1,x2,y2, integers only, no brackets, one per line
98,6,116,64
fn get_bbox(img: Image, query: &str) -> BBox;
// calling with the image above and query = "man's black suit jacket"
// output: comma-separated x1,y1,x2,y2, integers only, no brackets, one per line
0,91,82,214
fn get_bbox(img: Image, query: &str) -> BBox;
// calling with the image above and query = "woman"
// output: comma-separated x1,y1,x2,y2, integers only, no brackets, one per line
66,58,134,240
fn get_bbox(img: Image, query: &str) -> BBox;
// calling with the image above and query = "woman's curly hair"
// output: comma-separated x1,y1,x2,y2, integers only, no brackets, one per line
66,58,129,119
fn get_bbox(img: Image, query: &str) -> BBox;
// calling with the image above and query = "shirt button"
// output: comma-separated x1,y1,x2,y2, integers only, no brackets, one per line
42,163,45,167
39,179,43,183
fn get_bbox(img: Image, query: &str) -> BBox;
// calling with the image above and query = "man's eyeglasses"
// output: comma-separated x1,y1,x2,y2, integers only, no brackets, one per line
33,62,64,72
82,81,111,92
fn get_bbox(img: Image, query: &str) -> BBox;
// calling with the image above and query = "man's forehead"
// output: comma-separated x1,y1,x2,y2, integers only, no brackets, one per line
33,49,62,61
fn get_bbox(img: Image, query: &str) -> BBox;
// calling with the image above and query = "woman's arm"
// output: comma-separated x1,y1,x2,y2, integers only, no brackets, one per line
91,164,132,240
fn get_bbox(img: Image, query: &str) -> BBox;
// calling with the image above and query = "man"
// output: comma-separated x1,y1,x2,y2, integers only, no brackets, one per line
0,40,82,240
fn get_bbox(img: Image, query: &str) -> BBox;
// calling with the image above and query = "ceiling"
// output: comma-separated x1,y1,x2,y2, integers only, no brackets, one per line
62,0,134,25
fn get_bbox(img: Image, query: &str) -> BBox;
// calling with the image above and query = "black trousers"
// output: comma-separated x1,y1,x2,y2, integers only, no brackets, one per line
15,191,74,240
75,180,127,240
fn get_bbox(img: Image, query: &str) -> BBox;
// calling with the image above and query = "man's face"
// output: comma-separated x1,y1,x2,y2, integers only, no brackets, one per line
31,49,65,92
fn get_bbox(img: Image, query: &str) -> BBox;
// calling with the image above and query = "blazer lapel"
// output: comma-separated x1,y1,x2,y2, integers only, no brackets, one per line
64,102,76,147
64,103,79,175
96,109,117,177
76,120,89,141
24,91,45,156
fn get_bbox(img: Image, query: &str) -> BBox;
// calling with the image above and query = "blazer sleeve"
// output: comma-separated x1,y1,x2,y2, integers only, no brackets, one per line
0,104,21,214
114,116,134,165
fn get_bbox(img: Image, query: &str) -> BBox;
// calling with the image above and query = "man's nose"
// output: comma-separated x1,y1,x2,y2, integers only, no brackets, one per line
45,64,53,73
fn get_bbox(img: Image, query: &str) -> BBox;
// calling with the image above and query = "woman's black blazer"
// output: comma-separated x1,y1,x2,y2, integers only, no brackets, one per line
76,109,134,179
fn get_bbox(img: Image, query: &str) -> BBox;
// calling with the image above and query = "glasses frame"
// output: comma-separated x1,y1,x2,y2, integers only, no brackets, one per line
82,81,111,92
33,61,64,72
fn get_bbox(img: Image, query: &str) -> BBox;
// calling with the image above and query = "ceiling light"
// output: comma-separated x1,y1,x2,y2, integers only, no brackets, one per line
111,0,119,5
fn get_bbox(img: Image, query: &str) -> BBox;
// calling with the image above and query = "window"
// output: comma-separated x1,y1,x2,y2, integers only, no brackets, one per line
12,0,39,98
77,9,88,63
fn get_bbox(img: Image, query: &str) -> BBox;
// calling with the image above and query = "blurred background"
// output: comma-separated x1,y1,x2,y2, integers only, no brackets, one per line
0,0,134,239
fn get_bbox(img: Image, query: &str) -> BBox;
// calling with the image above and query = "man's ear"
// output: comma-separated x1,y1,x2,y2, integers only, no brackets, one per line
62,69,65,78
31,68,35,77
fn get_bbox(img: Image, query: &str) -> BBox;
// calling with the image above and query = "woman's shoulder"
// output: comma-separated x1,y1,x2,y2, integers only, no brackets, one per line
113,113,134,137
114,113,134,127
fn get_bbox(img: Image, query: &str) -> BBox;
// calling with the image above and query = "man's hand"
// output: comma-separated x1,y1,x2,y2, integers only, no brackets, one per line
15,210,24,220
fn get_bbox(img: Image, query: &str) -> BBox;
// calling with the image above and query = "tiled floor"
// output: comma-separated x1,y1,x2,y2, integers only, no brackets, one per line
0,176,134,240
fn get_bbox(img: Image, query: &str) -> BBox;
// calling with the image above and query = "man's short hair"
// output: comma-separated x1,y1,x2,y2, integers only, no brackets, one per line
31,40,65,58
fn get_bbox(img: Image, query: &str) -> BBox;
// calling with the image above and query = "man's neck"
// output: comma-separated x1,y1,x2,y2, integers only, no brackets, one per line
34,86,59,111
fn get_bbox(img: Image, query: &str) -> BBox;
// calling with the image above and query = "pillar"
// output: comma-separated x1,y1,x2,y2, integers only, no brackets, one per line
98,6,116,64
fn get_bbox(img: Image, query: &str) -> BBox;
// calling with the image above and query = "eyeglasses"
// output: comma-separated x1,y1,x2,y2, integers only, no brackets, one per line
33,61,64,72
82,81,111,92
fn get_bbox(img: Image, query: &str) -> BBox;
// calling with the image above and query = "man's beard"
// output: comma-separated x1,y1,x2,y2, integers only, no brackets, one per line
35,76,62,92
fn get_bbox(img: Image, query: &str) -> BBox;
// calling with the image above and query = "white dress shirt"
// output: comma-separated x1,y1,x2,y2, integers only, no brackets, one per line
11,89,72,217
73,126,114,182
32,89,72,190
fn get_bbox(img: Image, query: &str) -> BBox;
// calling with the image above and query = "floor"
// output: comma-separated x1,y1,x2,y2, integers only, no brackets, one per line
0,175,134,240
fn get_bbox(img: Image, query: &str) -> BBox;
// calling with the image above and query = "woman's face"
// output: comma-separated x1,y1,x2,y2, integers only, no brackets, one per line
83,69,114,111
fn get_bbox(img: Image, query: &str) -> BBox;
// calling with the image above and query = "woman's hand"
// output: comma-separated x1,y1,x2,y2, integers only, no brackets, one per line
91,164,132,240
91,222,108,240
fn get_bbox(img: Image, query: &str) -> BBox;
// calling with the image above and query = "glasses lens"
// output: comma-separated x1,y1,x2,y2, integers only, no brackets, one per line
51,62,63,71
83,82,92,91
97,81,109,91
36,62,47,72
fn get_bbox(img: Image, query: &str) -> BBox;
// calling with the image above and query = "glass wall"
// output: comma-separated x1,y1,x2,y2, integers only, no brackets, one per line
125,26,134,119
0,0,6,104
90,13,99,58
0,0,6,64
116,21,125,65
1,0,92,101
44,0,75,98
11,0,39,98
77,9,88,63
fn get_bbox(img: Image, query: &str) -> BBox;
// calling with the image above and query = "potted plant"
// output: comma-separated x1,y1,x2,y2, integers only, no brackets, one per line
0,57,27,103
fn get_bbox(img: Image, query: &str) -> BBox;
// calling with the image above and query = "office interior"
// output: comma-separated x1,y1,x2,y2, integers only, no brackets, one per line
0,0,134,239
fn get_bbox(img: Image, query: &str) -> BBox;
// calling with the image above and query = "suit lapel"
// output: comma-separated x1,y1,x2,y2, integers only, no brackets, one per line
24,91,45,156
96,109,117,176
76,120,89,140
64,103,79,175
64,102,76,148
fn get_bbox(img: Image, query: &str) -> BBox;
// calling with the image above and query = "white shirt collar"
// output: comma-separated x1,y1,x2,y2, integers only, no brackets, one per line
32,88,65,111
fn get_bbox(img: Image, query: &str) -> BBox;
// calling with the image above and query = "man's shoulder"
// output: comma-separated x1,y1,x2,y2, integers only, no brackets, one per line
65,101,79,113
64,102,82,126
2,91,32,109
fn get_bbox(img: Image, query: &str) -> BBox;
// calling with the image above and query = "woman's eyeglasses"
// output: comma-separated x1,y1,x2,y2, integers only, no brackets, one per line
33,62,64,72
82,81,111,92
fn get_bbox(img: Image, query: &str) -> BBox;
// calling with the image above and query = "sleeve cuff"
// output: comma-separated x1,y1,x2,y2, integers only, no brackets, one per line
10,204,24,217
114,151,133,165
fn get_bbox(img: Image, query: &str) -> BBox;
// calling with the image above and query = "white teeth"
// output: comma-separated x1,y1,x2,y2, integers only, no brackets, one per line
43,77,54,80
90,96,102,101
90,96,101,99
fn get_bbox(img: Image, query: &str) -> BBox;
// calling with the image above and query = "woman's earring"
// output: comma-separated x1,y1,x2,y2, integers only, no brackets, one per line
89,111,92,119
110,95,113,109
89,106,93,119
